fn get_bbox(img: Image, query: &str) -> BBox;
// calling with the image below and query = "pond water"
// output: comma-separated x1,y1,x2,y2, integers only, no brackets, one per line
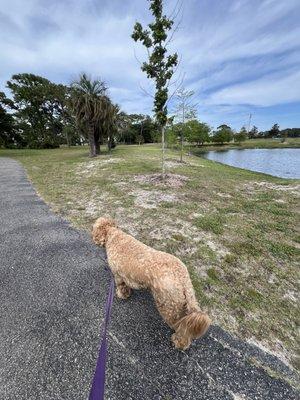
200,148,300,179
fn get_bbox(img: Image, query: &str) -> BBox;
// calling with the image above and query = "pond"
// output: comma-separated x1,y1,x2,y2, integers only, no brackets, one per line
200,148,300,179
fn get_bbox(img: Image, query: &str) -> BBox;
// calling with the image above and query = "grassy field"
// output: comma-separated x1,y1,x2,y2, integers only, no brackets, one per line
1,144,299,374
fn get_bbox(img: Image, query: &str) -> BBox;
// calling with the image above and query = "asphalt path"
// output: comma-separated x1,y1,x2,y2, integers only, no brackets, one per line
0,157,299,400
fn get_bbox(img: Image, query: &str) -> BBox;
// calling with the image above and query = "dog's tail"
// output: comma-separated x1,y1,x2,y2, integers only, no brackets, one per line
175,311,211,339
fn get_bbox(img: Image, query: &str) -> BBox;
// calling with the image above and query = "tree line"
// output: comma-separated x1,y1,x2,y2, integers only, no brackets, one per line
0,73,160,155
251,124,300,139
166,121,300,148
1,73,298,154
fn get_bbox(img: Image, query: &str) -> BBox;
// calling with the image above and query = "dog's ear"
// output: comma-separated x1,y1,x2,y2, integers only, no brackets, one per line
93,217,116,230
107,217,117,228
92,217,116,246
175,311,211,340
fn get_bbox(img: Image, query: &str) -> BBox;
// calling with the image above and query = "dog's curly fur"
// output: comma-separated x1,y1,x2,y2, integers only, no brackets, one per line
92,217,211,350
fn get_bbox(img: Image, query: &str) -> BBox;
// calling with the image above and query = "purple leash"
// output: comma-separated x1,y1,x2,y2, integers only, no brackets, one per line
89,271,115,400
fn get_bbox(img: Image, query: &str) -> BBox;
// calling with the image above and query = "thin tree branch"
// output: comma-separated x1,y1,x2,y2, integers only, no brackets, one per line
166,20,181,46
166,72,185,105
168,0,183,21
139,82,154,99
166,55,183,90
133,46,143,66
166,0,183,46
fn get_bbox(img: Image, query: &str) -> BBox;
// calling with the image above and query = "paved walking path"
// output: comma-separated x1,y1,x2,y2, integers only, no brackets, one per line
0,157,299,400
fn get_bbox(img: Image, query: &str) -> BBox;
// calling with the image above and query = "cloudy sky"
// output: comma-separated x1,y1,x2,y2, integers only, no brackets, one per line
1,0,300,130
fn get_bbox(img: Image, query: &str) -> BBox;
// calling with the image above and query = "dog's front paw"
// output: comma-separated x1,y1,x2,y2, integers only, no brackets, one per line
116,284,132,299
171,333,191,350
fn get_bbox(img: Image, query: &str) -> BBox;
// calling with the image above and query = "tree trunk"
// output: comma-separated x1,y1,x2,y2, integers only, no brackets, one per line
140,122,143,146
95,137,100,155
94,127,100,155
161,124,166,178
180,103,185,162
66,130,71,147
180,131,183,162
88,123,96,157
63,111,70,147
95,141,100,154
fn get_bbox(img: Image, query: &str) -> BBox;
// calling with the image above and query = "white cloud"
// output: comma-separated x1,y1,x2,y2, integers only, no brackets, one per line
207,69,300,107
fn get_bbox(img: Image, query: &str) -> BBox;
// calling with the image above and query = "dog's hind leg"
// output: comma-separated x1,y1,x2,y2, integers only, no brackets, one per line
114,274,132,299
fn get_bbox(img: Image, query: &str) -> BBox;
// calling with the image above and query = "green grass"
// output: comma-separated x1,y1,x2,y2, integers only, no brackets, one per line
206,267,220,282
1,143,299,372
195,212,225,234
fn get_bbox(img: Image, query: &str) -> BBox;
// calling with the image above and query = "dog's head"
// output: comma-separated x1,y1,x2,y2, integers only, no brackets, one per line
92,217,116,246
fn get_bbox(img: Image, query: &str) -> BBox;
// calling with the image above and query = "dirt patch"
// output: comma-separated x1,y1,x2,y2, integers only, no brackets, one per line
165,160,185,169
131,188,177,209
149,218,230,261
283,290,298,303
133,173,189,188
164,157,206,169
243,182,300,196
112,181,129,189
274,198,286,204
216,192,232,199
206,240,230,258
76,192,111,217
149,219,201,242
75,157,123,176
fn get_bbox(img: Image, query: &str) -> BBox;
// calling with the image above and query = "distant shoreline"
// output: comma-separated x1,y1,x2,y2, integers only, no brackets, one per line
189,137,300,153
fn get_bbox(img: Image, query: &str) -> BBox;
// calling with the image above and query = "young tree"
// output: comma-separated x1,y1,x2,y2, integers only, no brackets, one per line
173,88,197,161
132,0,178,176
234,126,248,143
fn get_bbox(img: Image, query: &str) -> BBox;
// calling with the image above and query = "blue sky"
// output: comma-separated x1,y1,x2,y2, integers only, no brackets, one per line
1,0,300,130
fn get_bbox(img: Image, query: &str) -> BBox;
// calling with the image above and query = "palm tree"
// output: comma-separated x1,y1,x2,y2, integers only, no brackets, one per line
94,97,118,154
71,73,114,157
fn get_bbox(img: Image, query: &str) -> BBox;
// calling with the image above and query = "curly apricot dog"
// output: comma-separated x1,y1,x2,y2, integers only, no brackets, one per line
92,217,211,350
